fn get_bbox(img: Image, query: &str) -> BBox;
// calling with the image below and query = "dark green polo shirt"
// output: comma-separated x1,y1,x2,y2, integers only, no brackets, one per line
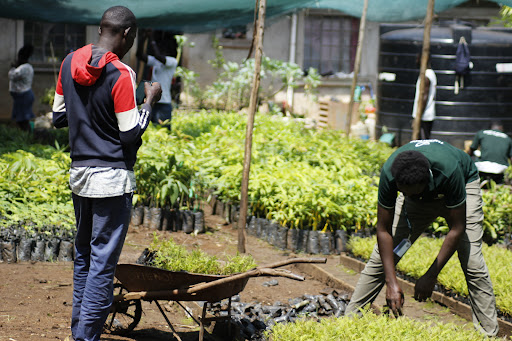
378,139,479,209
470,129,512,166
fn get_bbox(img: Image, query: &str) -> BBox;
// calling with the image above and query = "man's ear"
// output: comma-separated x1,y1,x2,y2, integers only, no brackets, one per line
98,27,102,35
124,26,132,37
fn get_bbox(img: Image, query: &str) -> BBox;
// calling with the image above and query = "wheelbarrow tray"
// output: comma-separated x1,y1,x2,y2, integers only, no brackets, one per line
108,258,327,340
115,263,248,302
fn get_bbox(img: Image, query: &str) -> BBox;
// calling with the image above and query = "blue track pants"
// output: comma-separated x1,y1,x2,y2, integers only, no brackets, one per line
71,193,132,341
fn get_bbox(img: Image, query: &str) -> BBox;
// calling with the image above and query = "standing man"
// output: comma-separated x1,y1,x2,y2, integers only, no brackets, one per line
52,6,162,341
412,54,437,139
137,30,178,129
346,139,498,337
468,121,512,184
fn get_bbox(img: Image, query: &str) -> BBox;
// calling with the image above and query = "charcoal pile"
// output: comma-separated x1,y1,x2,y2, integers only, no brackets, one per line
205,288,350,340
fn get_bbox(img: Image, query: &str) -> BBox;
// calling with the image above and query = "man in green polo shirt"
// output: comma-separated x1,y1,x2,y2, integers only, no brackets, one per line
468,121,512,184
346,139,498,336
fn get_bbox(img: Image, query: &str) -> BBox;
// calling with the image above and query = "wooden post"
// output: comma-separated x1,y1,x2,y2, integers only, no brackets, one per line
412,0,436,140
346,0,369,134
237,0,266,254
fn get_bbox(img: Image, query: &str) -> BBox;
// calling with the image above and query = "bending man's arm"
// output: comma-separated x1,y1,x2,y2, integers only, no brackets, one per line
414,203,466,301
376,204,404,316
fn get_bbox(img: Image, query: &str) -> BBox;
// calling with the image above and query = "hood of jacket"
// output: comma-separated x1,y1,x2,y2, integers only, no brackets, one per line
71,44,119,86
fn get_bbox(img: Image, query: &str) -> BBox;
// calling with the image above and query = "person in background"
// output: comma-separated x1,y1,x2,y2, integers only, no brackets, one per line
52,6,162,341
468,120,512,184
346,139,499,337
412,54,437,139
8,44,35,131
137,29,178,129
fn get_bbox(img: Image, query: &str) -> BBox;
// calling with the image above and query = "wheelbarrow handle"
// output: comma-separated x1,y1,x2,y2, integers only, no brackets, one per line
185,267,305,294
257,257,327,270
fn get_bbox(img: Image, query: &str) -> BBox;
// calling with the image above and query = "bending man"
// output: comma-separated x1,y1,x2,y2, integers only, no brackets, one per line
468,120,512,184
346,139,498,337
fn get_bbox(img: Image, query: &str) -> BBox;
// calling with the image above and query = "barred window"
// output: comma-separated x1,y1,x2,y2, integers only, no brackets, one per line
304,14,359,76
24,21,86,64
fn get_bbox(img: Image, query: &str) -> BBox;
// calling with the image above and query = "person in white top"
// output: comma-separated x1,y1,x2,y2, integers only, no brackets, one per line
137,30,178,129
412,54,437,140
8,44,35,131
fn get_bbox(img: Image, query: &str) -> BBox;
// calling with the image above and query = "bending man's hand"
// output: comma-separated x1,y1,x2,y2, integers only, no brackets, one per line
386,282,404,317
414,272,436,302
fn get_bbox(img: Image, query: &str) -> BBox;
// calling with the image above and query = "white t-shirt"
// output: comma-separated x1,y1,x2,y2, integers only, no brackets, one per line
412,68,437,121
69,167,136,198
147,55,178,104
8,63,34,93
474,161,508,175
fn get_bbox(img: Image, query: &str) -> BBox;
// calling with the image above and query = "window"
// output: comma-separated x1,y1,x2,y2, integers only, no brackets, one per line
24,21,86,64
222,26,247,40
304,14,359,76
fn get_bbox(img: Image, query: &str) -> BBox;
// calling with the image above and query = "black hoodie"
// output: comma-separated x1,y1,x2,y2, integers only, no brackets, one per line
52,44,150,170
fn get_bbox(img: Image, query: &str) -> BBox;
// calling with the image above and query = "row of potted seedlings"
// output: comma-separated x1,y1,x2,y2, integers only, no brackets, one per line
129,206,205,234
0,204,208,263
246,216,348,255
0,224,74,263
211,198,349,255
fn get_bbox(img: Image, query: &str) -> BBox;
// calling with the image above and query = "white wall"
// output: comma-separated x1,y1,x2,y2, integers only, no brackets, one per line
181,10,381,120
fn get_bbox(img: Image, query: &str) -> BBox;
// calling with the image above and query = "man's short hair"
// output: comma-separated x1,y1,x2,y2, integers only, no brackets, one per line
390,150,431,185
100,6,137,35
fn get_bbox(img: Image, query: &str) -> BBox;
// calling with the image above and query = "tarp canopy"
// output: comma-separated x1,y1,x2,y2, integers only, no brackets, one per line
1,0,512,32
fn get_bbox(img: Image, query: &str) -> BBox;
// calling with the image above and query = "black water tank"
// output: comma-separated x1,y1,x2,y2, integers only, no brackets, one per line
378,24,512,148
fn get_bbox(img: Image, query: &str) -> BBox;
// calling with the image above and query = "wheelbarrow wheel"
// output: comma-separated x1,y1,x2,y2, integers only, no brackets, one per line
104,283,142,335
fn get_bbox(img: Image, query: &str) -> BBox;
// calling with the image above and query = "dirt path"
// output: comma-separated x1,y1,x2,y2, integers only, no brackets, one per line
0,205,479,341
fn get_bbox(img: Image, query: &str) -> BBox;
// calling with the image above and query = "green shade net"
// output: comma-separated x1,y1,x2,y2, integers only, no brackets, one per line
1,0,512,31
0,0,311,32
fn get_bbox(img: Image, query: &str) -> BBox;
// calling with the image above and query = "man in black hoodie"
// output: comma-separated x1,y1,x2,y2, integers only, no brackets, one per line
52,6,161,341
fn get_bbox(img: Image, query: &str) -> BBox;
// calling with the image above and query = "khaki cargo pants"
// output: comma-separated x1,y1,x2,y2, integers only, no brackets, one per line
346,180,499,336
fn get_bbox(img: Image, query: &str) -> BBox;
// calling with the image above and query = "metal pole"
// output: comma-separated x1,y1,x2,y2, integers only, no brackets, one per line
237,0,266,253
412,0,435,140
346,0,369,134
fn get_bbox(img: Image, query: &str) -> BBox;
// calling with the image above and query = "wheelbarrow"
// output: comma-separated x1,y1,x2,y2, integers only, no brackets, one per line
104,257,327,341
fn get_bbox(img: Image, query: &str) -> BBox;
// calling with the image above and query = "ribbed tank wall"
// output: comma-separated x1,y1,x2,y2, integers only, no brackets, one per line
378,26,512,148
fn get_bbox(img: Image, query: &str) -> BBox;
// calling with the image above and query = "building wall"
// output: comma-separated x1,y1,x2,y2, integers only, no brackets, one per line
184,14,293,86
0,5,501,125
183,10,381,121
0,20,138,123
0,19,21,122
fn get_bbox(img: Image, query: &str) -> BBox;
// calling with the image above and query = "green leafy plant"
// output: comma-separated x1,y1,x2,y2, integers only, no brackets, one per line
268,309,497,340
40,86,56,106
481,182,512,242
149,234,257,275
169,111,392,233
490,6,512,27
